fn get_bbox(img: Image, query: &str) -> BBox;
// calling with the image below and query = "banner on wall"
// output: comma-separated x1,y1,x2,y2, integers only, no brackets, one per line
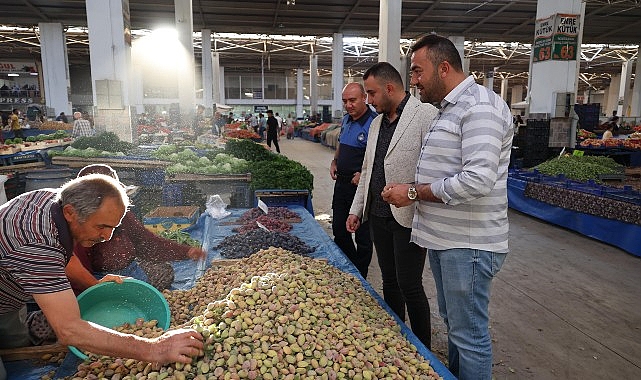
533,13,580,63
0,61,38,74
552,14,579,60
533,15,554,63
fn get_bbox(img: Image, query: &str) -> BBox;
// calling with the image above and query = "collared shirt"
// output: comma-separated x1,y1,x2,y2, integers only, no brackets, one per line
72,118,94,137
369,93,411,218
0,191,73,313
411,76,514,252
336,108,377,175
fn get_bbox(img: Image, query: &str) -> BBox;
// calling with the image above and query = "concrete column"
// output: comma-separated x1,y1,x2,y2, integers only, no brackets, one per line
310,55,318,117
175,0,195,114
378,0,402,71
618,60,633,117
38,23,71,118
331,33,344,119
501,77,509,101
86,0,133,142
130,62,144,115
529,0,584,117
605,76,620,117
212,52,222,106
631,54,641,116
484,69,494,91
399,54,409,88
511,84,524,105
201,29,213,112
296,68,304,118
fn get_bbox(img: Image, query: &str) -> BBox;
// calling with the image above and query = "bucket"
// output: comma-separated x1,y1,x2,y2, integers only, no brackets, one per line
24,169,73,192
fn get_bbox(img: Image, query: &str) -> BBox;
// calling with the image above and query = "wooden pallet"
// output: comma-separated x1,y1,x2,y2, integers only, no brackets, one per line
51,156,170,169
0,343,67,362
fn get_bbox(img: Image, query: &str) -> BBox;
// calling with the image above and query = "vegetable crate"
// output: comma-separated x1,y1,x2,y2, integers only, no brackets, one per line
143,206,199,233
254,189,314,216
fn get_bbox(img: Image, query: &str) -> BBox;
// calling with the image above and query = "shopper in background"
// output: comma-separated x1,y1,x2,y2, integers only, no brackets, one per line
285,113,295,139
258,113,266,140
382,34,513,380
71,111,94,138
249,113,259,134
265,110,281,153
347,62,437,349
66,164,207,293
55,112,69,123
602,122,615,139
226,111,234,124
275,112,284,137
0,174,203,379
10,108,24,140
329,83,376,277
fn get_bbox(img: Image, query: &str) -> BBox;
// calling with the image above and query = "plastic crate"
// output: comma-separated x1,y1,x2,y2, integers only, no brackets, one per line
254,189,314,216
143,206,199,233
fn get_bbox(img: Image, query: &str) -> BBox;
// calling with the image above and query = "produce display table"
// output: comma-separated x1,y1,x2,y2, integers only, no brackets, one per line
4,206,455,379
577,146,641,167
508,176,641,257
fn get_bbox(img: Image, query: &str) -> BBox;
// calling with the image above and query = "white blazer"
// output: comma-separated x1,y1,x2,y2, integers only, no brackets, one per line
349,95,438,228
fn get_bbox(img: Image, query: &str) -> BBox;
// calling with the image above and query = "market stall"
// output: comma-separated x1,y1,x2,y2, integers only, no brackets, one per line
508,169,641,257
4,206,455,380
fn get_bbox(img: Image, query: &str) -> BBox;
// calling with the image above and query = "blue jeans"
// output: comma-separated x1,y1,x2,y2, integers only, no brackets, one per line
428,248,507,380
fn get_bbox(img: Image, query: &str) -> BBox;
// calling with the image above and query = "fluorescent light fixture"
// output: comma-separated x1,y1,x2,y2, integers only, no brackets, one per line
30,72,38,76
7,73,19,77
244,92,254,97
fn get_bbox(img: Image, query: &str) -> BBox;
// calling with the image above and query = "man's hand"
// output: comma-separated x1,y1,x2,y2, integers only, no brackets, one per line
187,247,207,261
151,329,204,364
351,172,361,186
381,183,415,208
97,274,127,285
346,214,361,233
330,159,337,180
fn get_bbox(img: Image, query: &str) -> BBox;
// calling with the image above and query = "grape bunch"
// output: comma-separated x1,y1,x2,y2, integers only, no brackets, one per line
215,229,314,258
232,215,292,234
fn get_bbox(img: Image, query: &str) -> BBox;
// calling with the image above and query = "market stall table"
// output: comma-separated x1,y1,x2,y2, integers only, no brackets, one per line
4,206,455,379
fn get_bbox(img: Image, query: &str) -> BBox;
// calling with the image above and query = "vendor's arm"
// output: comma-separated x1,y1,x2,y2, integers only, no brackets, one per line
32,290,203,364
330,145,339,180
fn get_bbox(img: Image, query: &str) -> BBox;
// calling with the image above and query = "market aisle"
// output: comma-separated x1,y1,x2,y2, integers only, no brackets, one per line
279,136,641,380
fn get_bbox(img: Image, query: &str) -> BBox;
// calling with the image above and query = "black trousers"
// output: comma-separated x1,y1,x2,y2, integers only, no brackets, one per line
266,133,280,153
332,179,372,277
369,214,431,349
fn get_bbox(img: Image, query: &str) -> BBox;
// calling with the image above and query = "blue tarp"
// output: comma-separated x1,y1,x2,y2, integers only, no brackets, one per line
508,177,641,257
6,206,454,379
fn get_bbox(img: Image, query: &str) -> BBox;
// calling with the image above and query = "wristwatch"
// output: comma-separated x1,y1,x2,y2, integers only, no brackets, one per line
407,186,418,201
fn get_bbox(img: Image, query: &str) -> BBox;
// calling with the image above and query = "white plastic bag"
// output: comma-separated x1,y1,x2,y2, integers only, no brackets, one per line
206,194,231,219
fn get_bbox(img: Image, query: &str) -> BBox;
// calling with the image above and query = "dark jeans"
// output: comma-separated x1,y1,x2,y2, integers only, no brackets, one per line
266,133,280,153
332,179,372,277
369,214,431,349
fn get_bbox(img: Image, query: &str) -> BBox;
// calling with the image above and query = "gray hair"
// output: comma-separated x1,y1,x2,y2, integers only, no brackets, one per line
56,174,129,222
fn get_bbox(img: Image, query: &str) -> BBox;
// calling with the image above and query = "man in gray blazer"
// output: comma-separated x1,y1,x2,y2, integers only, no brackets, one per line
346,62,438,349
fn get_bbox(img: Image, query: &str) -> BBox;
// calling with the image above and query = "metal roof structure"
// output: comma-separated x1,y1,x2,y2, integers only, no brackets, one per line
1,0,639,93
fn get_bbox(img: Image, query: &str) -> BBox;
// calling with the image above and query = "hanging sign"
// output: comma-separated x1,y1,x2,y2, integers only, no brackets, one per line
533,15,554,63
551,14,579,61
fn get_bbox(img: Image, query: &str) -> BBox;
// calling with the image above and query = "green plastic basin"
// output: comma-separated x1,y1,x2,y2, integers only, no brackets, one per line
69,278,171,359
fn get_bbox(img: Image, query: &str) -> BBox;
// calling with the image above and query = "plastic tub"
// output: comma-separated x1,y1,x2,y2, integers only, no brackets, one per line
69,278,171,359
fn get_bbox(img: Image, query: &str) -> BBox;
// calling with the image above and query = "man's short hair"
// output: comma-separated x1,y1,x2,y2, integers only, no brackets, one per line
363,62,404,87
410,34,463,72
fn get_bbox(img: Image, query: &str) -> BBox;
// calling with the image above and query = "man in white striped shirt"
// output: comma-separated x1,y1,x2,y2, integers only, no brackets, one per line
382,34,514,380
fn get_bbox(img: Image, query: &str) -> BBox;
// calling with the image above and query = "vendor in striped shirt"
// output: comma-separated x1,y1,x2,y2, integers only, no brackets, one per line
381,34,514,380
0,175,203,378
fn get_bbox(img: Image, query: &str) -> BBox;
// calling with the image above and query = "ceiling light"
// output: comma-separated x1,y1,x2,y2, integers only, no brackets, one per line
287,0,295,5
30,72,38,76
7,73,18,77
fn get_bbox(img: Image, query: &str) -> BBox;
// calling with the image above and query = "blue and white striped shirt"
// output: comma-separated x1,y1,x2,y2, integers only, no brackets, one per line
411,76,514,253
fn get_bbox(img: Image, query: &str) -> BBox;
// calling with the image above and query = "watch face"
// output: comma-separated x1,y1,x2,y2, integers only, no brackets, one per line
408,187,417,200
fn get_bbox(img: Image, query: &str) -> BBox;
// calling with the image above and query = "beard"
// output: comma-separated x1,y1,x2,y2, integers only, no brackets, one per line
419,72,446,104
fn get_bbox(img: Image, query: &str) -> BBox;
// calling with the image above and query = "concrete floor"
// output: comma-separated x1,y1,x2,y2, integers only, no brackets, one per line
277,137,641,380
